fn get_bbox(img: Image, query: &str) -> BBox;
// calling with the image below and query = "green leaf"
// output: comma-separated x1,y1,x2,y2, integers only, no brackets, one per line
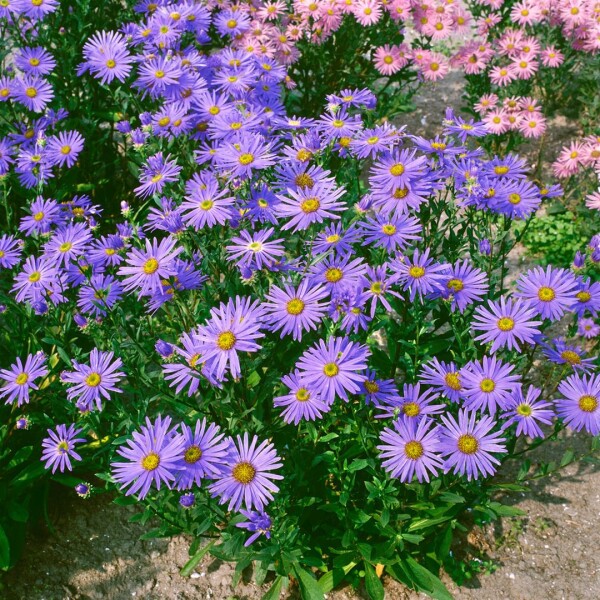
364,563,385,600
348,459,369,472
0,524,9,570
318,565,355,594
180,539,215,577
318,433,339,443
261,575,284,600
401,557,453,600
294,565,324,600
487,502,526,518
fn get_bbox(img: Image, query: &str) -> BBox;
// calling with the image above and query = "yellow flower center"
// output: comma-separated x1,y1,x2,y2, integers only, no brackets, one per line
537,286,555,302
508,193,521,205
248,242,262,252
577,291,591,303
389,163,405,176
404,440,424,460
480,378,496,393
367,136,379,145
295,173,314,188
217,331,236,351
226,19,237,28
560,350,581,365
393,187,409,199
286,298,305,315
26,87,37,98
408,266,425,279
59,242,73,253
154,70,165,79
29,58,40,66
579,395,598,412
457,434,479,454
28,271,41,283
497,317,515,331
445,372,461,390
158,116,170,127
403,402,420,417
323,362,339,377
106,59,116,68
232,461,256,484
383,56,393,65
364,380,379,394
184,445,202,464
15,373,29,385
239,153,254,165
61,145,71,155
431,142,446,150
447,278,464,292
382,224,397,235
200,200,214,210
300,198,320,213
143,258,159,274
516,403,532,416
85,372,102,387
57,441,69,453
150,174,163,184
141,452,160,471
295,388,310,402
325,267,343,283
370,282,382,294
296,149,312,162
326,234,340,243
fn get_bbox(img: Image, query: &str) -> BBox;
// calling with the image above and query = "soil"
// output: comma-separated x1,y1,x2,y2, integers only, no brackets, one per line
2,75,596,600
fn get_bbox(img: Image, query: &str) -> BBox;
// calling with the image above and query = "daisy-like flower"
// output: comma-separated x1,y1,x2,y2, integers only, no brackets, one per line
62,349,125,411
360,369,401,406
176,419,230,489
500,386,554,439
442,260,489,312
375,383,445,421
516,266,578,321
460,356,521,415
15,75,54,112
377,417,443,483
556,373,600,435
19,196,61,236
373,44,408,76
134,152,182,198
491,179,541,219
359,264,402,318
80,30,134,84
578,317,600,339
236,510,272,547
263,280,328,341
180,176,235,229
360,212,421,254
420,358,464,403
112,416,186,499
572,278,600,317
0,352,48,406
16,47,56,76
77,274,123,317
41,424,85,474
369,149,428,194
438,409,507,480
209,433,283,512
43,222,92,267
46,131,84,168
541,339,596,373
0,234,22,269
274,371,330,425
11,255,59,304
217,134,276,178
226,228,285,270
472,297,542,353
194,297,265,380
296,336,370,404
276,181,346,232
392,248,448,302
118,236,183,298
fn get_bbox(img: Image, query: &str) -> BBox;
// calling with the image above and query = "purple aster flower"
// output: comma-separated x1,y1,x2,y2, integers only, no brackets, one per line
360,369,401,406
11,255,59,304
15,47,56,76
134,152,182,198
19,196,60,236
15,75,54,112
296,336,370,404
420,358,464,403
214,10,251,36
118,236,183,298
180,175,235,229
180,492,195,508
274,371,330,425
0,234,22,269
246,185,280,224
77,274,123,317
264,280,328,341
377,417,443,483
369,148,428,193
155,339,175,359
315,107,363,142
312,223,361,257
578,317,600,339
226,228,285,270
472,297,542,353
556,373,600,435
375,383,445,421
46,131,84,168
460,356,521,415
0,352,48,406
516,266,578,321
135,55,183,98
392,248,448,302
209,433,283,512
176,419,230,489
276,181,346,232
236,510,272,546
41,424,85,474
441,260,489,313
572,277,600,317
360,212,421,254
444,112,488,142
500,386,554,439
349,124,397,159
542,338,596,373
88,235,125,267
112,416,186,499
42,222,92,267
491,179,541,219
309,254,366,296
217,134,276,178
438,409,507,480
19,0,59,20
194,297,265,380
62,349,125,411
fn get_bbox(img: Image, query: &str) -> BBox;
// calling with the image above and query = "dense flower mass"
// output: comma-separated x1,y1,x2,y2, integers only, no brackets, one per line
1,0,600,593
